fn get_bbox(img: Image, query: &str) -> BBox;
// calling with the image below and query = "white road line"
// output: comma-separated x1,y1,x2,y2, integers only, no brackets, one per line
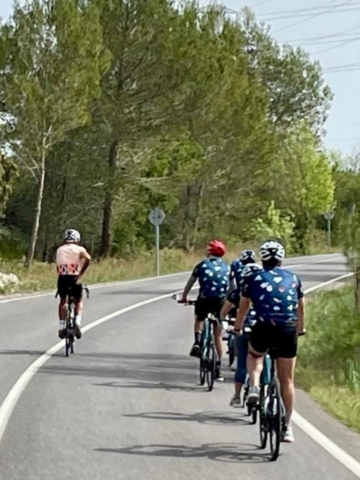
0,266,359,477
0,253,343,305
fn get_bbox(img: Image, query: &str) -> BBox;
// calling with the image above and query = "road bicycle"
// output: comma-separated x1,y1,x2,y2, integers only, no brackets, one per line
174,295,222,392
55,285,89,357
258,330,306,461
222,316,236,367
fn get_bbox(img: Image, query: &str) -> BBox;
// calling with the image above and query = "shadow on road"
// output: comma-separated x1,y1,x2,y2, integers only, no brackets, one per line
94,442,269,464
102,289,178,296
122,410,250,426
39,352,206,389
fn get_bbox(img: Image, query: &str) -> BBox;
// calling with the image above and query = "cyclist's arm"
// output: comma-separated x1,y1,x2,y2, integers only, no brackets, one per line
296,278,305,335
234,275,252,331
296,297,305,335
234,296,251,332
78,249,91,279
181,274,197,301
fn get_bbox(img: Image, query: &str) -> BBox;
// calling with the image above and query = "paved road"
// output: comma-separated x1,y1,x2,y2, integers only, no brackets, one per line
0,253,358,479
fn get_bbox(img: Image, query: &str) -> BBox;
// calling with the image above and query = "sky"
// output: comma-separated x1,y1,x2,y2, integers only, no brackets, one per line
0,0,359,156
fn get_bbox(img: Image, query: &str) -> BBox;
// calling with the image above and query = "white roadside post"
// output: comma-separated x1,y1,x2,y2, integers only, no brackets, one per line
148,208,166,276
324,211,335,249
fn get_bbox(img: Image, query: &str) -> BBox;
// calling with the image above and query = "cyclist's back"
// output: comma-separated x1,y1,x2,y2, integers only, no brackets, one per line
244,266,301,323
195,256,230,298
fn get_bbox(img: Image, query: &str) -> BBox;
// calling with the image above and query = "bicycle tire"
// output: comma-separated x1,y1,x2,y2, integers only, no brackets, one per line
228,336,234,367
269,378,282,461
242,384,249,409
259,386,268,449
251,407,257,425
199,357,206,386
206,341,216,392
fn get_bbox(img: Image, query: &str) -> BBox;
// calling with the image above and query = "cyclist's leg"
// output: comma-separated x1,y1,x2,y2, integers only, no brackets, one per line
246,322,272,402
71,280,84,339
275,324,298,426
190,297,207,356
57,276,68,336
220,299,234,320
213,297,226,379
231,333,248,405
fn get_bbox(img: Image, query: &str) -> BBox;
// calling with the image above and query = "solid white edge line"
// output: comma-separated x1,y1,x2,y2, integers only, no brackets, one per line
0,253,343,305
0,265,359,478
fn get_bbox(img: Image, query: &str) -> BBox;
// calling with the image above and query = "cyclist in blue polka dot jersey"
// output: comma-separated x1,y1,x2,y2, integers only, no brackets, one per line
181,240,230,381
234,240,305,444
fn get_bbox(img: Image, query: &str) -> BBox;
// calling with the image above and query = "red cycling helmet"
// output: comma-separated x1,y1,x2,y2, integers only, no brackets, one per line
207,239,226,257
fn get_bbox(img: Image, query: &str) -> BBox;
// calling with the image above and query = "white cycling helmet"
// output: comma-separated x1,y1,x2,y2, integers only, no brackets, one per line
64,229,81,243
259,240,285,262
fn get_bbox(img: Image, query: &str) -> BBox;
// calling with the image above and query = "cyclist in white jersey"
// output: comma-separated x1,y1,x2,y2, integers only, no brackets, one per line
56,229,91,339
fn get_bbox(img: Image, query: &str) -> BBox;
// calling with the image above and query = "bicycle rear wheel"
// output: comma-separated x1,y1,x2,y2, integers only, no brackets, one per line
206,341,216,392
259,385,268,449
269,378,282,461
199,357,206,386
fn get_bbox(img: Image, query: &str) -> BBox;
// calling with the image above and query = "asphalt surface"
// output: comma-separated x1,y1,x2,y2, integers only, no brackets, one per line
0,253,359,479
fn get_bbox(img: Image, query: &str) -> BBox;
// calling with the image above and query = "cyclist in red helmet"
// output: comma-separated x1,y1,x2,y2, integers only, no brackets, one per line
181,240,230,381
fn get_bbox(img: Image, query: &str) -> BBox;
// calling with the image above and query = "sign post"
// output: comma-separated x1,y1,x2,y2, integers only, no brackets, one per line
323,211,335,249
148,208,165,276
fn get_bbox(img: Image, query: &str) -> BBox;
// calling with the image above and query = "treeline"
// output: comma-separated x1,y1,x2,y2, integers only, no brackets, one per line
0,0,346,264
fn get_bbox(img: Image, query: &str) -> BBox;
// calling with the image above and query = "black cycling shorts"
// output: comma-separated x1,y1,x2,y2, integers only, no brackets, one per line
195,296,225,322
249,321,298,359
57,275,83,300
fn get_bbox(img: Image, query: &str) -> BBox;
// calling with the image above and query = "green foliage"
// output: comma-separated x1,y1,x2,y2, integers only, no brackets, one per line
249,201,295,251
297,287,360,431
0,1,338,260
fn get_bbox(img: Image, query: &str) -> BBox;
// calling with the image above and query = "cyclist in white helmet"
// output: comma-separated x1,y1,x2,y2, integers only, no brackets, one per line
56,229,91,339
234,240,305,443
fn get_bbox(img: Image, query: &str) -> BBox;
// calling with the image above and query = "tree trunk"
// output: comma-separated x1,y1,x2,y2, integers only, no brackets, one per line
355,264,360,310
100,139,118,258
26,152,46,267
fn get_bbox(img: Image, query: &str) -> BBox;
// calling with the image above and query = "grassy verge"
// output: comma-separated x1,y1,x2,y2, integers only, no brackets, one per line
0,248,202,294
297,286,360,432
0,243,338,295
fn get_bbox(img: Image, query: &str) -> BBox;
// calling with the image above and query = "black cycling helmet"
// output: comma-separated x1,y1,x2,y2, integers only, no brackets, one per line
240,249,256,265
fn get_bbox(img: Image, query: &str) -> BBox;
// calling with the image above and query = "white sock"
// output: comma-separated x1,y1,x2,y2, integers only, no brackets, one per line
75,315,82,327
59,320,65,330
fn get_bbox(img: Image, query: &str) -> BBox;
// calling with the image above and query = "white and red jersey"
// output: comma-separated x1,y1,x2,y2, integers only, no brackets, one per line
56,244,87,276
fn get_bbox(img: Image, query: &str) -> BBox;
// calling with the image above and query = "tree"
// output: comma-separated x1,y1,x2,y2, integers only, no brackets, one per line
0,151,16,217
0,0,110,265
240,8,333,134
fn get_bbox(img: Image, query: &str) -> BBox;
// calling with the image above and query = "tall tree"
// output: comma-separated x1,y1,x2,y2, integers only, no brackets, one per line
0,0,110,265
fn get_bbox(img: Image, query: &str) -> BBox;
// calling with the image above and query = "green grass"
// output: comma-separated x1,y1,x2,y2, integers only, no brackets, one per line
0,246,250,294
0,242,338,295
297,286,360,432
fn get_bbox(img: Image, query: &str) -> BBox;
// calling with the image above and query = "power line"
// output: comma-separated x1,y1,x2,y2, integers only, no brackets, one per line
282,23,360,43
250,0,273,7
263,5,360,22
260,1,360,18
312,35,360,54
271,0,353,34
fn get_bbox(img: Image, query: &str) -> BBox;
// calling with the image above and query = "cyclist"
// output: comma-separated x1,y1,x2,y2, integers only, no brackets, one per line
221,250,257,320
220,250,256,371
56,229,91,339
181,239,230,381
234,240,305,443
228,262,272,407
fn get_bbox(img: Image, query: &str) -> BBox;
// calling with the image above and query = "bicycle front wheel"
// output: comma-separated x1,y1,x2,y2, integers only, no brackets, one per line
269,378,282,461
